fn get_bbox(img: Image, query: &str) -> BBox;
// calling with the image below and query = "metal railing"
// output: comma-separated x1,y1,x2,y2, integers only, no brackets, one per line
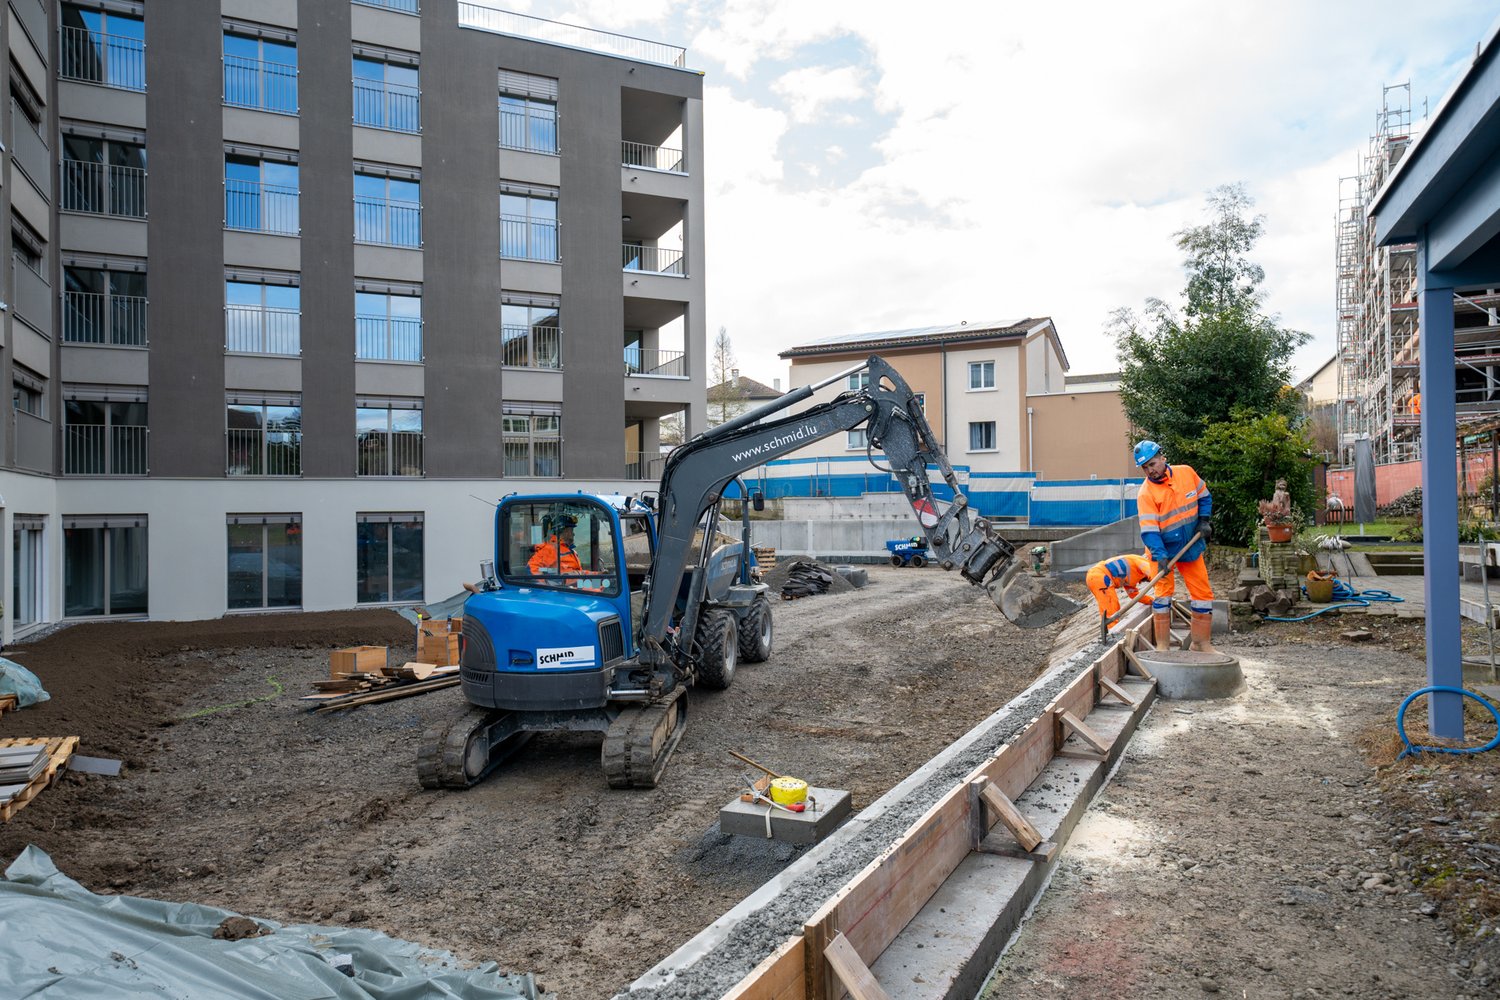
503,438,562,477
225,179,300,235
63,291,148,346
61,159,146,217
458,3,686,68
65,423,147,475
622,244,684,275
499,105,557,153
622,140,684,173
353,0,419,11
625,451,665,481
59,25,146,91
501,215,559,261
353,77,420,132
624,347,687,377
356,315,422,361
357,431,424,476
223,55,298,114
501,324,562,369
355,196,421,247
226,305,301,354
227,428,301,476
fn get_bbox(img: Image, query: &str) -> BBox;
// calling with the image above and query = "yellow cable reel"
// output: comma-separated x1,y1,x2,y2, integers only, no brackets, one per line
769,775,808,805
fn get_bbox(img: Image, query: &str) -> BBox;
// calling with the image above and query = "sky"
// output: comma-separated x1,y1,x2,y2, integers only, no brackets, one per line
491,0,1487,386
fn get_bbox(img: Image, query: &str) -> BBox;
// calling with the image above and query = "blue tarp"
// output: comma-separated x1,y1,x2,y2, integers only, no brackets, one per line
0,657,49,707
0,847,540,1000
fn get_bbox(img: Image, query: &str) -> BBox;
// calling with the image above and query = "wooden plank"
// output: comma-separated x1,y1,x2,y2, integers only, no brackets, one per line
1121,643,1154,682
311,676,459,713
1059,710,1111,754
823,932,891,1000
1098,675,1138,707
976,839,1058,862
977,780,1042,852
721,936,804,1000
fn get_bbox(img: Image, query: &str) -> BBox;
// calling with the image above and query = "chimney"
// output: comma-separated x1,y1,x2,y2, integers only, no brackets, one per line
731,368,739,382
773,378,781,391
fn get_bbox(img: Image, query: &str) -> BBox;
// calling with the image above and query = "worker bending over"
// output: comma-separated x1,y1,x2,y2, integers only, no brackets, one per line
1134,440,1216,652
1085,552,1156,619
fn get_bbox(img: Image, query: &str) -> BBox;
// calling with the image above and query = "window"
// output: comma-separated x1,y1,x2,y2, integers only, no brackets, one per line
59,4,145,91
356,400,423,476
64,515,147,617
61,135,146,217
356,289,421,361
501,301,560,369
353,0,419,11
13,367,44,416
498,71,558,153
227,398,302,476
225,155,299,234
353,56,419,132
847,429,868,450
12,223,44,278
226,278,300,354
499,500,620,596
354,172,421,247
223,30,297,113
64,265,147,346
356,513,424,604
500,190,558,261
64,392,147,475
503,406,561,477
848,371,870,391
227,515,302,610
13,516,44,629
968,360,995,391
969,421,996,451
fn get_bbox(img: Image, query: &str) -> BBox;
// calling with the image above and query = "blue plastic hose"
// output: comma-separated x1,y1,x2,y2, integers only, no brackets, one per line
1395,685,1500,759
1262,579,1404,622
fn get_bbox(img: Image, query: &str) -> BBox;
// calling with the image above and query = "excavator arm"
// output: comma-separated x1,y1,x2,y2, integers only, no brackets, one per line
638,356,1041,675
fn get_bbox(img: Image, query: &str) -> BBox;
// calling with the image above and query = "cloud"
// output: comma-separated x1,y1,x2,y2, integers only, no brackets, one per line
771,65,867,124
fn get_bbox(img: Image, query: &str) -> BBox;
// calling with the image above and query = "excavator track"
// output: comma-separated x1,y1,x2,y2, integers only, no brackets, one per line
601,687,687,789
417,704,534,789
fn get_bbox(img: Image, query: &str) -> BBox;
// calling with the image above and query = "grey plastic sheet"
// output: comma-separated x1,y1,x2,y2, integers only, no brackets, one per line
0,846,539,1000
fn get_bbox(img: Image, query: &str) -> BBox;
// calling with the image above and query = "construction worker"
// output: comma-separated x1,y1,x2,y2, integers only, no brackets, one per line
1133,440,1216,652
528,514,582,577
1085,552,1156,620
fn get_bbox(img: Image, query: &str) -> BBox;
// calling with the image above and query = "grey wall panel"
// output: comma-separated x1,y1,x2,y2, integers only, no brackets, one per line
298,0,355,478
146,2,227,476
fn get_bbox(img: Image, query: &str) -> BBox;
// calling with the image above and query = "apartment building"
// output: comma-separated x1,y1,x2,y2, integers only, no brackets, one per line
0,1,706,635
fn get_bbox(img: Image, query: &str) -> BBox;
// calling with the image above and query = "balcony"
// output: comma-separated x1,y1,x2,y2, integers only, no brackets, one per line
625,451,664,481
355,196,422,247
624,347,685,377
223,55,298,114
226,305,301,355
65,423,147,475
64,291,148,347
622,244,683,276
61,159,147,218
622,140,684,173
357,315,422,362
353,78,420,133
502,324,561,369
14,410,51,473
227,427,301,476
501,215,559,261
458,4,686,68
354,0,419,11
225,180,300,235
60,25,146,92
357,430,424,477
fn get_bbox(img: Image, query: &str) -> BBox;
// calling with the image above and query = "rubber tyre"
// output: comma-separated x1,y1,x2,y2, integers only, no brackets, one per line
911,554,927,568
889,554,905,567
737,595,774,663
696,608,738,690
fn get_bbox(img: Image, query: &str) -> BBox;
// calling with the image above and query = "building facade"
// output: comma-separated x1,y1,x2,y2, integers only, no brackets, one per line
0,1,706,635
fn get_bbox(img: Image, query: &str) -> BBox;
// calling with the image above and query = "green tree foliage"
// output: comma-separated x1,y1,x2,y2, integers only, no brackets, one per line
1193,409,1318,546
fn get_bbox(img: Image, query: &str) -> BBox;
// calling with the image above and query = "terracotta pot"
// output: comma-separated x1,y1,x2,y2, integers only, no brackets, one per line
1305,577,1335,603
1266,523,1294,543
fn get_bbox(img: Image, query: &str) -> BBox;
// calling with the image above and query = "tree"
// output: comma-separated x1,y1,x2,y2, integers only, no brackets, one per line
707,327,748,426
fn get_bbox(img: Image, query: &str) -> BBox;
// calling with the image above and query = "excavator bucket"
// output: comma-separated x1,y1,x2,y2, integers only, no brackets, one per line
987,559,1084,629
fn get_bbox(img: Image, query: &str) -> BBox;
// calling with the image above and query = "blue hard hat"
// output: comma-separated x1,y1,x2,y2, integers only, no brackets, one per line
1133,440,1162,467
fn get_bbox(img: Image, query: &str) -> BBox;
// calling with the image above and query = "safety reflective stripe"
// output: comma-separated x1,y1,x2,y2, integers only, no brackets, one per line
1139,519,1161,530
1151,598,1172,609
1106,558,1128,577
1163,500,1199,520
1189,600,1214,613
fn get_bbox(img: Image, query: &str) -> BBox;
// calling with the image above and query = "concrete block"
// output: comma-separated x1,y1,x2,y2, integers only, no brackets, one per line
834,565,868,588
719,786,852,845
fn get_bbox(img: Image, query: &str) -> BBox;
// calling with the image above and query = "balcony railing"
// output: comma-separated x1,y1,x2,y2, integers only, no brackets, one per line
622,140,684,173
227,428,301,476
225,179,300,235
500,105,557,154
355,196,422,247
224,55,298,114
625,451,665,481
226,305,301,354
622,244,684,275
501,215,559,261
624,347,686,377
459,4,685,67
61,159,146,217
59,25,146,91
354,0,419,11
356,315,422,361
503,438,562,478
501,324,562,369
353,78,420,132
65,423,147,475
63,291,148,347
357,431,424,476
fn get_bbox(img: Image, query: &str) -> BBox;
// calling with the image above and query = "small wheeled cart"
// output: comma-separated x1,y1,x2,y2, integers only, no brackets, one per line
885,537,928,568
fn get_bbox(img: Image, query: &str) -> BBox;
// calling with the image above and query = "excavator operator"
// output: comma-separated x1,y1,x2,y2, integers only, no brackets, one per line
1134,440,1216,653
1085,552,1155,618
528,514,582,577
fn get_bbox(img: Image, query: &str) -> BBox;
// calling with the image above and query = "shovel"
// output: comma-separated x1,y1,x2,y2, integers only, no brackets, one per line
987,558,1085,629
1098,532,1203,641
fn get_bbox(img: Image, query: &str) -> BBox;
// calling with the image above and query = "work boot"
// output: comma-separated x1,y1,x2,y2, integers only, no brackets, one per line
1152,611,1172,651
1188,613,1218,654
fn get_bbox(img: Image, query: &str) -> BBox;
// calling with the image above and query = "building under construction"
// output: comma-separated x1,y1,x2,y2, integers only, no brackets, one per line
1337,84,1500,465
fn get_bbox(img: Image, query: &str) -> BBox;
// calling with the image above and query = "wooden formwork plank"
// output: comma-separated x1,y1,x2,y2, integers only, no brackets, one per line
823,933,891,1000
722,936,804,1000
974,779,1043,852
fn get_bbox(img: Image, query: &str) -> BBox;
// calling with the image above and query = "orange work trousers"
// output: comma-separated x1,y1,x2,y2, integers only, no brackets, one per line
1151,555,1214,617
1085,564,1143,618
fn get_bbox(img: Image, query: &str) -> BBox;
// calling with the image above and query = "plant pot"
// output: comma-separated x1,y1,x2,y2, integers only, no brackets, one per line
1305,577,1335,603
1266,523,1294,543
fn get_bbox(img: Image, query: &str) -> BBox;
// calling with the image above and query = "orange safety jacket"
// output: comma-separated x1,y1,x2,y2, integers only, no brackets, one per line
1137,463,1211,565
528,535,582,576
1093,553,1155,596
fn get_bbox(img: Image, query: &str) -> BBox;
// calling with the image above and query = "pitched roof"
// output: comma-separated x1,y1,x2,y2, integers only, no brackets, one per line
710,374,781,399
779,318,1041,358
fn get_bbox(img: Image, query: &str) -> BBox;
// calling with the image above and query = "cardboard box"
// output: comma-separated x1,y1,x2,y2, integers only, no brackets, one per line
419,633,460,667
330,645,387,678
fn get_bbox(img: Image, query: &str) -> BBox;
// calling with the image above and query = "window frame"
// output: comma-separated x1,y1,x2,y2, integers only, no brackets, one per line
355,288,422,362
968,360,996,391
968,420,997,452
502,408,562,477
499,190,559,261
226,398,303,477
352,55,420,133
226,515,303,611
355,512,425,605
224,154,300,235
63,264,148,347
222,29,299,115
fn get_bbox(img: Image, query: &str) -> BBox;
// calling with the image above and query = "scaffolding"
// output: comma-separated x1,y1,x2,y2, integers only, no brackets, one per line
1337,84,1500,465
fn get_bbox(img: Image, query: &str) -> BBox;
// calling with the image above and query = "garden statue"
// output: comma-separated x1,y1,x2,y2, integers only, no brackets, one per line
1258,479,1292,522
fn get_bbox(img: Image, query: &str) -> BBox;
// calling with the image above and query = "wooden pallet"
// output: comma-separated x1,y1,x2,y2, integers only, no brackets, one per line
0,694,16,721
0,736,80,823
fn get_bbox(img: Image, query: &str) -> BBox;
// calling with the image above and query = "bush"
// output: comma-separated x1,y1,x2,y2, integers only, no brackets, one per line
1185,409,1317,547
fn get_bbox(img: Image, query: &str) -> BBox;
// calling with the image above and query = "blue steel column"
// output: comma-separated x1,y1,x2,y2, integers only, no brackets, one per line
1418,235,1464,739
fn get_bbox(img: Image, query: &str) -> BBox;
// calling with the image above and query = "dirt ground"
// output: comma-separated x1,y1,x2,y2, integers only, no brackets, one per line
984,611,1500,1000
0,566,1060,998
